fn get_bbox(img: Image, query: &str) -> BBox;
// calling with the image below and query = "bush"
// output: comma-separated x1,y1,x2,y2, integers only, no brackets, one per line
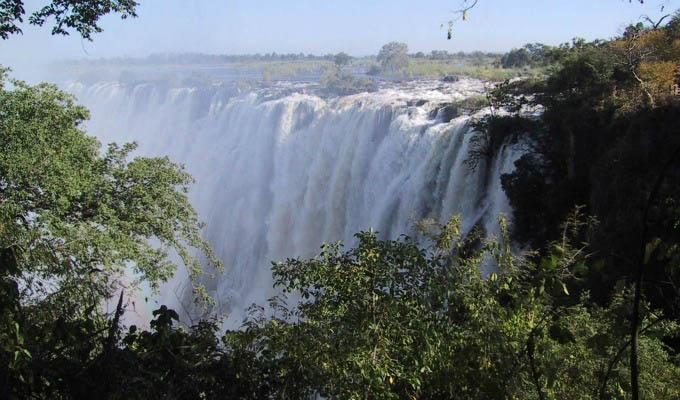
322,71,377,95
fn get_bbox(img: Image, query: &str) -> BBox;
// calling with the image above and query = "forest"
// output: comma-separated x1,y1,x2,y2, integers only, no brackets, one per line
2,1,680,399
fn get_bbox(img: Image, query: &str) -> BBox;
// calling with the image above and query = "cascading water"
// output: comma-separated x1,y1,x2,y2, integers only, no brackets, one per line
66,77,523,327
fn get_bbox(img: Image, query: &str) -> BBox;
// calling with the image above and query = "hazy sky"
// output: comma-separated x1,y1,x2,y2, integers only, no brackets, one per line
0,0,673,71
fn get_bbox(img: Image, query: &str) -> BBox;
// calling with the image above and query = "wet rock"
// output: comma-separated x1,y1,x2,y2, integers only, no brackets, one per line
406,99,428,107
442,105,459,122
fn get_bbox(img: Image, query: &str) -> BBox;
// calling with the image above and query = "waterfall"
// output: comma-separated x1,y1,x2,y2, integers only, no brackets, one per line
66,78,524,326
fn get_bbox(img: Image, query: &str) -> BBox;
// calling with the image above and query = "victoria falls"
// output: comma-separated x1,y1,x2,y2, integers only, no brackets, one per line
2,1,680,399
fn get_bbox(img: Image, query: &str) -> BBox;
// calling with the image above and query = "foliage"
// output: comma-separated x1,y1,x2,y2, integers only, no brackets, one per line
334,52,352,70
260,60,332,80
464,80,538,171
609,23,680,106
376,42,409,74
500,43,561,68
0,74,221,398
1,301,278,399
229,214,680,399
396,58,545,81
321,69,377,95
3,212,678,399
449,94,488,113
0,0,138,40
491,16,680,399
499,17,680,281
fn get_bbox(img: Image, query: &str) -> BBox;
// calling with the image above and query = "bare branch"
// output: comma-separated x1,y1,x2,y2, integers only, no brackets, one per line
642,13,671,29
446,0,479,39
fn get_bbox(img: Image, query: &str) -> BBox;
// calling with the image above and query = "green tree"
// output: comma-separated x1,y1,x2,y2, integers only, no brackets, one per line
334,52,352,70
500,47,531,68
377,42,409,74
492,16,680,400
0,73,221,397
240,214,680,399
0,0,138,40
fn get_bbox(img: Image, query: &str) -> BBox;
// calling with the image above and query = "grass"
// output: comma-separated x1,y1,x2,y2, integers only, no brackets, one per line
401,59,548,81
240,60,332,80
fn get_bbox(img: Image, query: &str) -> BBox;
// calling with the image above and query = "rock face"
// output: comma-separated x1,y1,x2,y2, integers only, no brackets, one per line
442,104,459,122
407,99,428,107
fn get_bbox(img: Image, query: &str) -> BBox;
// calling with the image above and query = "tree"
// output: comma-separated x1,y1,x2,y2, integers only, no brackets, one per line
377,41,409,74
0,4,231,396
497,43,559,69
333,52,352,70
493,16,680,400
609,21,680,107
238,214,680,399
0,0,138,40
0,73,222,397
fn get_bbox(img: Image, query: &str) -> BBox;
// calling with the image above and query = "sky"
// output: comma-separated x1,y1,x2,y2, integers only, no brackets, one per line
0,0,674,77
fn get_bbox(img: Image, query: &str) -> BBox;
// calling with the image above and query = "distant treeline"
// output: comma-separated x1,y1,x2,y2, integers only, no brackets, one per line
64,45,570,74
411,49,500,59
67,50,506,66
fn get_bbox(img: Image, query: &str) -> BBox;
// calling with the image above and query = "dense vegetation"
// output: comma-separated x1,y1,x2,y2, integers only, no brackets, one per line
466,14,680,399
2,1,680,399
0,70,222,398
490,18,680,311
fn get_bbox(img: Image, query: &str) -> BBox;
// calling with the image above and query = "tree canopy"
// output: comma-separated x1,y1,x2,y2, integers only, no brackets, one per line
0,72,222,397
0,0,138,40
466,13,680,400
333,52,352,70
377,42,409,73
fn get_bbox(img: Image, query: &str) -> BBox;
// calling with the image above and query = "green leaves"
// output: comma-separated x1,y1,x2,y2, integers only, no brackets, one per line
377,42,409,74
0,74,221,304
0,0,139,40
260,218,536,398
241,212,680,399
0,73,221,397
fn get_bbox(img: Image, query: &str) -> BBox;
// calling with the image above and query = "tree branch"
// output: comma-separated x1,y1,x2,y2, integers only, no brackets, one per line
599,317,664,400
630,142,680,400
106,291,124,353
642,14,671,29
